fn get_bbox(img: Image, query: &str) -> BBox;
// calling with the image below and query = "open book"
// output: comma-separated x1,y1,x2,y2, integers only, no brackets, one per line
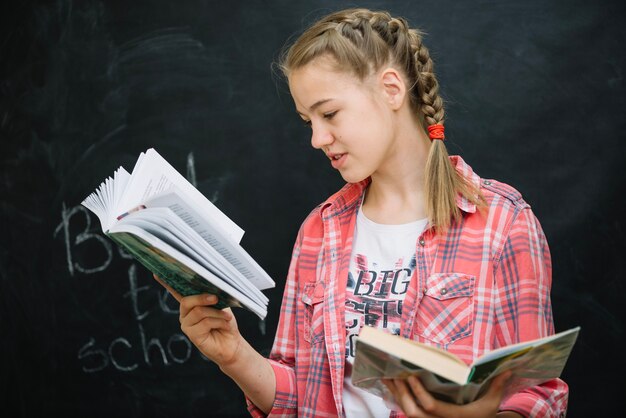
352,326,580,405
81,148,274,319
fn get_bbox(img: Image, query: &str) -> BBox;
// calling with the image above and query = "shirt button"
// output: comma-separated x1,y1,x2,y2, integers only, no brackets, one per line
484,180,492,185
440,288,448,295
419,238,425,246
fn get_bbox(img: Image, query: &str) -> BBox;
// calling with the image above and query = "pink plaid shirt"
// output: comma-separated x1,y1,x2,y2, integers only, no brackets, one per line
247,156,568,418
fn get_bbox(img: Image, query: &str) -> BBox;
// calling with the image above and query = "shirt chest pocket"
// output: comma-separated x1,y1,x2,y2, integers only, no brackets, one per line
416,272,475,346
301,282,325,344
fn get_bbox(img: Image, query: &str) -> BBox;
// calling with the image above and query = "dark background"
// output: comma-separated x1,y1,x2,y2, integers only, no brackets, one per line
1,0,624,416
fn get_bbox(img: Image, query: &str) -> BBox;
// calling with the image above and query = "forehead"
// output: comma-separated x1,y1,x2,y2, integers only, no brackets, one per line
288,58,369,106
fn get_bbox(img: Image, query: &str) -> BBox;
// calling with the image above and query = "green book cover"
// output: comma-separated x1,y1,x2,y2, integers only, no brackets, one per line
110,232,240,311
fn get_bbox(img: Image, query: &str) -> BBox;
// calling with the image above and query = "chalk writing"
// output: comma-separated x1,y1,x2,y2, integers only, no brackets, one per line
186,151,197,187
77,264,201,373
109,338,138,372
54,203,113,275
78,337,109,373
68,150,245,372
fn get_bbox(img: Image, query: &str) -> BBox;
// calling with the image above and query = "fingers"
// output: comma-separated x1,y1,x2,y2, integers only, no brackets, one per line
182,302,232,328
392,378,418,415
151,275,228,322
483,370,513,401
460,370,513,417
384,376,463,418
405,376,439,415
152,274,183,302
183,313,233,337
383,372,514,418
179,295,236,348
150,280,233,332
383,377,439,418
179,293,223,317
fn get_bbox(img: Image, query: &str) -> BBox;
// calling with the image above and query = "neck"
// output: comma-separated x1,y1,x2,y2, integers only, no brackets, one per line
362,116,431,224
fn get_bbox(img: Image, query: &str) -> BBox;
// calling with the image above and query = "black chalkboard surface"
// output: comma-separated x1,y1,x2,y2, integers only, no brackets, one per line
1,0,624,416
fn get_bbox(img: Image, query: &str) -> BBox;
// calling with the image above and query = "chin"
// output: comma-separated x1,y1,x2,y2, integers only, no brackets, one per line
339,170,369,184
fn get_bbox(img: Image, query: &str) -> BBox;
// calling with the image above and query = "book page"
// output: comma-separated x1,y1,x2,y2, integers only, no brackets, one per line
472,327,580,368
108,224,267,319
108,167,131,231
353,326,580,405
82,166,131,232
117,148,244,243
143,188,275,291
470,327,580,385
352,340,481,405
115,207,267,302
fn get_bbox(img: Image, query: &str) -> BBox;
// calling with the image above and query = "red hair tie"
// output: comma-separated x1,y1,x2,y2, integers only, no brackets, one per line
427,124,445,141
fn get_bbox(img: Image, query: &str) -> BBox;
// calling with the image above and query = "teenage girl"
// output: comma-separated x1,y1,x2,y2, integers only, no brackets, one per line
154,8,568,418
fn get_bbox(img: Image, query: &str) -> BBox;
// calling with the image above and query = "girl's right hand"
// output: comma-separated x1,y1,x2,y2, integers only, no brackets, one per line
153,275,243,367
153,275,275,413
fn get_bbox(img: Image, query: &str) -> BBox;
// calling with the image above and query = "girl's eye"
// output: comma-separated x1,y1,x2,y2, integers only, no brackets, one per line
323,111,337,120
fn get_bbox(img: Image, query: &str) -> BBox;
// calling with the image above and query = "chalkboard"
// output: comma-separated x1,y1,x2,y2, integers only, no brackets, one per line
1,0,624,416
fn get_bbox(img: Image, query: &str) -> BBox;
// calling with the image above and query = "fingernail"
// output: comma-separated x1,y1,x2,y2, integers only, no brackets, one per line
206,295,216,303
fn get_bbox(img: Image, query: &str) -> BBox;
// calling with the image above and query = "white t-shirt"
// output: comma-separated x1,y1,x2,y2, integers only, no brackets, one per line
343,208,428,418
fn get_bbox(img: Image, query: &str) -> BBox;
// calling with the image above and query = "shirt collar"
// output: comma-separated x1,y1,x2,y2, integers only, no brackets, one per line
450,155,481,214
319,179,369,220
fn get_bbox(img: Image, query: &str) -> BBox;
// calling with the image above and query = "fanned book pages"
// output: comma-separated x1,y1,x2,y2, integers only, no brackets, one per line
352,326,580,406
82,148,274,319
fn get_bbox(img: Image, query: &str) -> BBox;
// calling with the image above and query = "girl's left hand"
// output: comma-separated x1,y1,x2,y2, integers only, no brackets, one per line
382,371,518,418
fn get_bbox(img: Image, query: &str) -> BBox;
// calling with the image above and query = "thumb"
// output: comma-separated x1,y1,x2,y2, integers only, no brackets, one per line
152,274,183,302
468,370,514,415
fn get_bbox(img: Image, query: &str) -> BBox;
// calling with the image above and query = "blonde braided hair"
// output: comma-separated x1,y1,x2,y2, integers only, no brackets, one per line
279,8,485,231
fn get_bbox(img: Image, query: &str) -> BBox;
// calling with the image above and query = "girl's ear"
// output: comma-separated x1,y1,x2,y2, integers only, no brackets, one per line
380,68,407,111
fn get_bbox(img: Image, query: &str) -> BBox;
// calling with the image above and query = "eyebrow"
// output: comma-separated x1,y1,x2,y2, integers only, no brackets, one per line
296,98,334,116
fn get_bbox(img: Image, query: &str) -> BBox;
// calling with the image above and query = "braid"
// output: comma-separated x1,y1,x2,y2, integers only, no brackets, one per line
401,29,461,231
411,37,445,126
355,11,446,128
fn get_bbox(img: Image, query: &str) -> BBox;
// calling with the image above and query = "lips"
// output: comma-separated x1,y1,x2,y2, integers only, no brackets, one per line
327,152,347,169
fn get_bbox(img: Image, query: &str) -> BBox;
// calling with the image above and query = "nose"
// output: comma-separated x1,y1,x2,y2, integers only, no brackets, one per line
310,124,334,150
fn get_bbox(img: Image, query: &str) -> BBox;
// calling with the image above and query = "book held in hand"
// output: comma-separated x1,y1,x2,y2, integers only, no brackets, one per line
352,325,580,405
82,148,275,319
